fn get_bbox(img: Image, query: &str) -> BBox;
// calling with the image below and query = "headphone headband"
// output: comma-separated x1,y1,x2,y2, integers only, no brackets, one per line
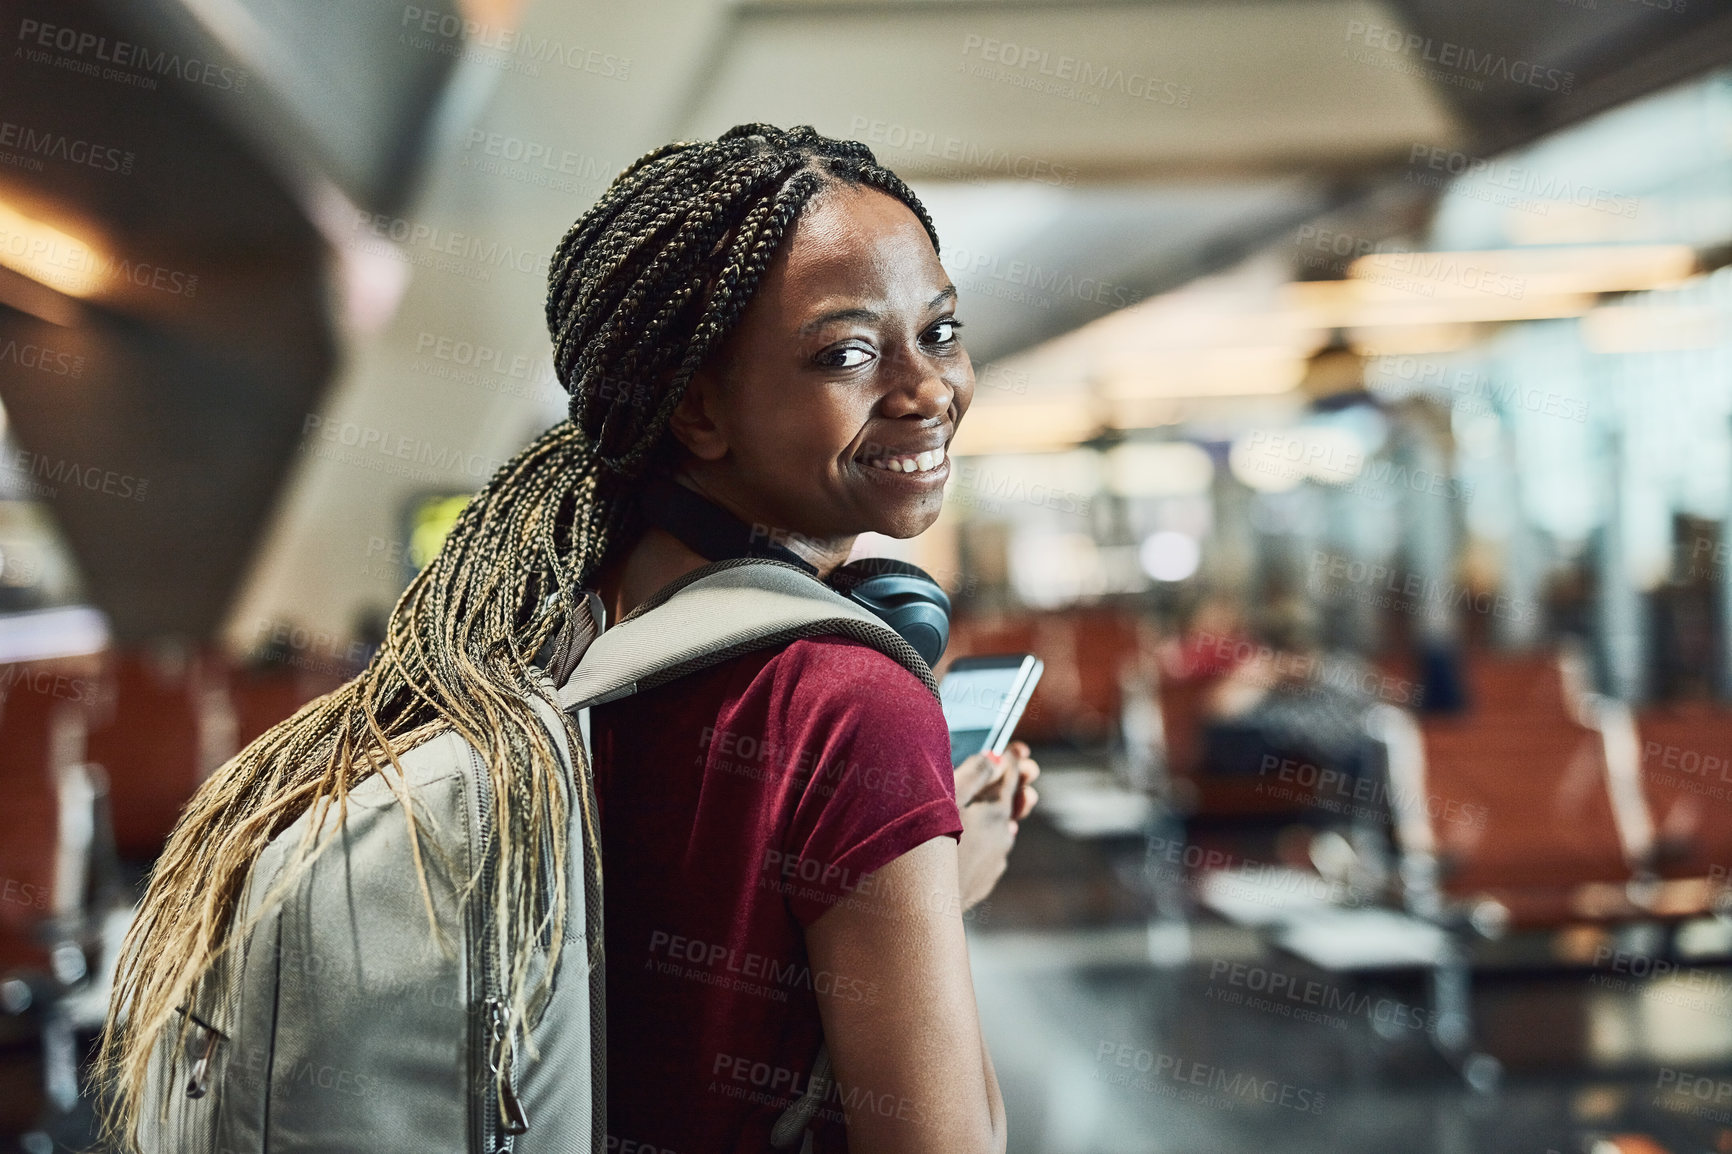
634,475,951,665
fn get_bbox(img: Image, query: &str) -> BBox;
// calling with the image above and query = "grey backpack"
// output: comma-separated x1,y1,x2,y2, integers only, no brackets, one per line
137,557,938,1153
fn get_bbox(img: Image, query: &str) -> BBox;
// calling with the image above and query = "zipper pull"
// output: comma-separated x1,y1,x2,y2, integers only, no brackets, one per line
499,1082,529,1135
485,997,530,1135
185,1026,221,1099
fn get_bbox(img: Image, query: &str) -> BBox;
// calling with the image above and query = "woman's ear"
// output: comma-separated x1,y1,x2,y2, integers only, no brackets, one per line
667,363,730,462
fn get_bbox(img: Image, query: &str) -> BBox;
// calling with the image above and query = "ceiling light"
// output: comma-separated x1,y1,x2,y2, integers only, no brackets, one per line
0,199,104,298
1140,531,1200,582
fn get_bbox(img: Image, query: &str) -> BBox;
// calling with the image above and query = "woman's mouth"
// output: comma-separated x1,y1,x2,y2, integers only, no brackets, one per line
862,448,947,474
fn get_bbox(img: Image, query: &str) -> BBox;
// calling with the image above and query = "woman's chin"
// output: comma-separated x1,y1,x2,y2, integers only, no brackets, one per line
862,495,946,542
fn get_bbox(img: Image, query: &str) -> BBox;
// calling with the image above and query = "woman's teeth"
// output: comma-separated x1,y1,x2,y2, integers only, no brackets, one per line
866,449,946,474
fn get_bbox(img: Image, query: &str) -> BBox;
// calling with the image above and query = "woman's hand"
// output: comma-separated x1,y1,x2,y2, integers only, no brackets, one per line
953,742,1039,910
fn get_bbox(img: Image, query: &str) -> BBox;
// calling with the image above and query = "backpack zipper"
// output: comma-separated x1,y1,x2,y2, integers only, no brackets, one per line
468,752,527,1152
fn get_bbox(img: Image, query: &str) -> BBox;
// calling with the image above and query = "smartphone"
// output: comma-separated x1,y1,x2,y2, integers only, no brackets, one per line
939,654,1044,769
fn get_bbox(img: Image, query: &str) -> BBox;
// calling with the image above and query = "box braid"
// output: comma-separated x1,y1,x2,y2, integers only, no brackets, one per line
98,122,940,1151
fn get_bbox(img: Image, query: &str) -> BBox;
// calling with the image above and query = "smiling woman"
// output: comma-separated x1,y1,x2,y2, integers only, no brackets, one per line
98,123,1034,1154
585,140,1027,1154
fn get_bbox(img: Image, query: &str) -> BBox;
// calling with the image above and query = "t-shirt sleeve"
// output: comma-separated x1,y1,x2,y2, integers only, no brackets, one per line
764,639,962,927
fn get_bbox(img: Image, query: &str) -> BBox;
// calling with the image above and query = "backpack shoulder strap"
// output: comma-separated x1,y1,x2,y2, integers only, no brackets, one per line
553,557,938,712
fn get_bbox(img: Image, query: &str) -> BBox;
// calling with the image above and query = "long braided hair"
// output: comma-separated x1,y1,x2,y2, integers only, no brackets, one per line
97,123,940,1150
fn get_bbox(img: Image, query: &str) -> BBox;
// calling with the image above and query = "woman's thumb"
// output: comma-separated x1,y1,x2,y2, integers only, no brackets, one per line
956,749,1005,803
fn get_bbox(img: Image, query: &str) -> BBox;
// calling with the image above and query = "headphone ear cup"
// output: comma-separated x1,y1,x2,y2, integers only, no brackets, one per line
827,559,952,668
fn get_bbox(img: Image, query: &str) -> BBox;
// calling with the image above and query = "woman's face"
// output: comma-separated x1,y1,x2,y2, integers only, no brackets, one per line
670,182,973,560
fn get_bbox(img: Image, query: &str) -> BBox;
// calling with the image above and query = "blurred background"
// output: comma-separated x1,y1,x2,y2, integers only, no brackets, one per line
6,0,1732,1150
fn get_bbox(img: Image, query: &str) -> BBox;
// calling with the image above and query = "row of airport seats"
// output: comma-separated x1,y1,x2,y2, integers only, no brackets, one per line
0,646,344,1133
945,613,1732,1082
1369,650,1731,932
1357,651,1732,1085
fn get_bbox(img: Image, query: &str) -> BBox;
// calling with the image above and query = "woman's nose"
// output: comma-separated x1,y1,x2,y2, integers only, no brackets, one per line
882,351,955,418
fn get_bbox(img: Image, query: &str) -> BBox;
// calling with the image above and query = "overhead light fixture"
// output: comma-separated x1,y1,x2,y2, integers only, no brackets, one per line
1099,347,1307,399
1288,279,1598,328
1580,299,1721,354
0,605,110,663
947,395,1101,456
1105,441,1214,497
0,199,104,299
1348,244,1697,299
1347,324,1478,356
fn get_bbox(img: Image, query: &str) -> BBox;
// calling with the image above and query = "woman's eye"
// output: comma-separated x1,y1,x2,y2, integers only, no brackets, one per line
820,345,874,369
926,318,964,345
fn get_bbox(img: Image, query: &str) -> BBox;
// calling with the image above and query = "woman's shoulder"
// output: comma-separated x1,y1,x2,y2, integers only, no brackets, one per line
757,635,944,723
766,634,933,688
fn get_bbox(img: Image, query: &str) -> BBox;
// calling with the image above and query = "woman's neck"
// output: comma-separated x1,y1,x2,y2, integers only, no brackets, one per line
592,525,712,626
593,525,859,627
671,469,856,578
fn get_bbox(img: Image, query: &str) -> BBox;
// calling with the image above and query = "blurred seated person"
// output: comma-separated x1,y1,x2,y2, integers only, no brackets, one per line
1200,597,1378,785
1158,594,1253,682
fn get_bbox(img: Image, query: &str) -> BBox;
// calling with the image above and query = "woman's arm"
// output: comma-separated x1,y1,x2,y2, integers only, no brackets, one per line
804,835,1006,1153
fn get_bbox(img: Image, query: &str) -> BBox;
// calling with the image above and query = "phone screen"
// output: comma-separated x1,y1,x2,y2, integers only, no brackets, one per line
940,658,1040,768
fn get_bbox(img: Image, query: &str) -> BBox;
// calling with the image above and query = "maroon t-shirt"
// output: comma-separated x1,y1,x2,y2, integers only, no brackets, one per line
589,635,963,1154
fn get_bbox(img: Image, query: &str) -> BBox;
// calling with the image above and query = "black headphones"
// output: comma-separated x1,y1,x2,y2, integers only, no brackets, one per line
637,475,952,667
